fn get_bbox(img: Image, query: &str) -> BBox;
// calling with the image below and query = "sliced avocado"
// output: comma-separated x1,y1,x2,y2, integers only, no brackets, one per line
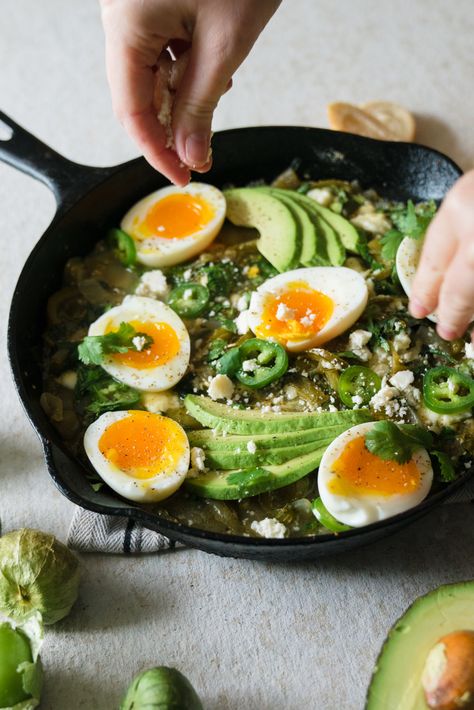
256,187,320,266
366,581,474,710
272,189,346,265
185,446,327,500
306,197,360,252
224,188,301,272
188,427,340,450
184,395,371,435
204,438,333,469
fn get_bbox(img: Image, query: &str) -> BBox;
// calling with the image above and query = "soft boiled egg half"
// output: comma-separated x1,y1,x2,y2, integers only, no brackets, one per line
396,237,437,323
246,267,368,351
84,410,190,502
318,422,433,527
88,295,190,391
121,183,226,267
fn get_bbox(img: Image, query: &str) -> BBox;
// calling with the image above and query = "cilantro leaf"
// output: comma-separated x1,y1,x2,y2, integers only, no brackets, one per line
78,322,153,365
431,450,456,482
75,365,141,419
380,229,404,261
391,200,436,240
365,421,433,464
207,338,227,362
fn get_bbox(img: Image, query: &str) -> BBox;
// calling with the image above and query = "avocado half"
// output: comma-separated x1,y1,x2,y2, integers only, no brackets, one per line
366,581,474,710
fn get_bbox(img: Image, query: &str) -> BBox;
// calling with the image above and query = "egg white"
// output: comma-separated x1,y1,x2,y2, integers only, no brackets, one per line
318,422,433,527
121,183,226,267
88,295,190,391
247,267,368,351
84,410,190,503
396,237,437,323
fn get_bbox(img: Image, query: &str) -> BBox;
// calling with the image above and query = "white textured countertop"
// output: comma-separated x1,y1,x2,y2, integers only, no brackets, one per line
1,1,473,708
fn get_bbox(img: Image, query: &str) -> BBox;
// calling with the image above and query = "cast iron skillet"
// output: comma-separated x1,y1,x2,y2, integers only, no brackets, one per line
3,110,471,561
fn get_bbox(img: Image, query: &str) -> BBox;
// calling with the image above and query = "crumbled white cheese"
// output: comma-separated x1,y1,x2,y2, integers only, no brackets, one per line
389,370,414,391
348,329,373,361
300,313,316,328
135,269,169,299
142,391,180,413
183,268,192,281
246,440,257,454
208,374,234,401
352,394,364,406
183,288,194,300
234,309,251,335
393,331,411,353
465,342,474,359
251,518,287,539
419,405,471,433
351,211,391,234
370,385,400,410
242,359,258,372
307,187,333,206
276,303,297,321
285,385,298,400
132,335,147,352
190,447,206,471
56,370,77,390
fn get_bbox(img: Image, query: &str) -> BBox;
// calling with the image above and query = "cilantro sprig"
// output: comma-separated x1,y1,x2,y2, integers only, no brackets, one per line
381,200,437,263
78,322,154,366
365,421,434,464
75,365,141,419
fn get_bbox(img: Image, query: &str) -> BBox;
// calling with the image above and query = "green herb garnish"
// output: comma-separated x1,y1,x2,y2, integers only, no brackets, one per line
75,365,141,418
380,229,404,261
391,199,436,240
78,322,153,365
365,421,434,464
431,450,456,482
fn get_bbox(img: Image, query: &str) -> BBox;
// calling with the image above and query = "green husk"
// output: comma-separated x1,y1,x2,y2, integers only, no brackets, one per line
0,614,43,710
0,529,80,625
120,667,203,710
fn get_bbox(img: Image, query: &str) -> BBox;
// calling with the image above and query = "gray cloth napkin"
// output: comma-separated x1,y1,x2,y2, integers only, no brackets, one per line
67,472,474,554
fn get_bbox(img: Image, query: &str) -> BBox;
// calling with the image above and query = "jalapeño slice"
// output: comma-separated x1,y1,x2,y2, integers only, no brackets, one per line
423,366,474,414
338,366,381,407
168,283,210,318
236,338,288,389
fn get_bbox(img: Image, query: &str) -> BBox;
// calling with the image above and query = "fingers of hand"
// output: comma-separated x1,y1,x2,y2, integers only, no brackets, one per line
436,243,474,340
409,207,457,318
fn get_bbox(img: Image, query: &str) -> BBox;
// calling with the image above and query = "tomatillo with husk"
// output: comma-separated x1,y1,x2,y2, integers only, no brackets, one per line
0,529,80,625
120,667,203,710
0,616,43,710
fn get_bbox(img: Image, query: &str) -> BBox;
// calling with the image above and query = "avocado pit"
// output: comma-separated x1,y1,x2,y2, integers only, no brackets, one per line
422,630,474,710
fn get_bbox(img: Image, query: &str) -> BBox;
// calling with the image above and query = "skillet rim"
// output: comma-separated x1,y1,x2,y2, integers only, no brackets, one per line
6,124,472,552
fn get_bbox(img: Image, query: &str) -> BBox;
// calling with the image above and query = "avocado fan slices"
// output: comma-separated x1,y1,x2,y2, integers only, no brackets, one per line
184,395,371,499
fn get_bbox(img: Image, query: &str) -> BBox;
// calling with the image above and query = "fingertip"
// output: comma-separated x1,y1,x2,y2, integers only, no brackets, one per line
408,298,430,319
436,325,459,341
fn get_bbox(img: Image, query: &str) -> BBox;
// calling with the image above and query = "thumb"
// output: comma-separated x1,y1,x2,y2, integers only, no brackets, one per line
172,31,239,169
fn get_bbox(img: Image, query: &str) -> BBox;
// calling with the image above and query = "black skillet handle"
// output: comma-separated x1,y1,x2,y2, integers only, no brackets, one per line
0,110,119,214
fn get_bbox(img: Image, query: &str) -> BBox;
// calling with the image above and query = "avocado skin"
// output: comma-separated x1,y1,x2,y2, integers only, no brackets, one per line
185,446,328,500
184,395,371,435
224,188,301,272
365,581,474,710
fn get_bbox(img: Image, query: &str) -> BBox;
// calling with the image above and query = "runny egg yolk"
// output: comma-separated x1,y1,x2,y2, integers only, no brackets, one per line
109,320,180,369
329,435,421,497
138,193,215,239
255,281,334,341
99,411,186,479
